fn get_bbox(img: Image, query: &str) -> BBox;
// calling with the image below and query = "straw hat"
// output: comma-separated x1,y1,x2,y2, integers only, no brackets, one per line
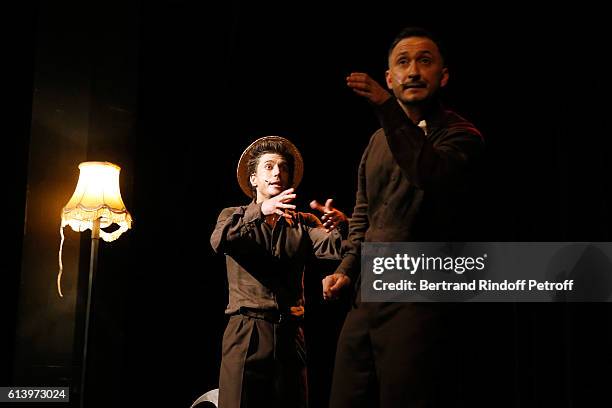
236,136,304,198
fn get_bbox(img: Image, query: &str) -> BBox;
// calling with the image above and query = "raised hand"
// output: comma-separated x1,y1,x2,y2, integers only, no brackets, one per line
310,198,348,232
261,188,296,220
346,72,392,105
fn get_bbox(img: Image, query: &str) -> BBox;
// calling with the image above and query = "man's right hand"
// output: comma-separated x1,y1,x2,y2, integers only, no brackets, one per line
261,188,296,219
322,273,352,300
346,72,392,106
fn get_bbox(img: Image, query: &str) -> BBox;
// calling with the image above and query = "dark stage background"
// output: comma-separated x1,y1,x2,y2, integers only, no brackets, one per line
4,1,612,407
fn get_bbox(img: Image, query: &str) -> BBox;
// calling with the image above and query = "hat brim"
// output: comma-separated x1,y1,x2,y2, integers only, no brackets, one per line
236,136,304,198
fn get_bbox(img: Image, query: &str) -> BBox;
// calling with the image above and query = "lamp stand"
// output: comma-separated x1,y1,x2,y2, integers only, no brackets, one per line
80,217,100,408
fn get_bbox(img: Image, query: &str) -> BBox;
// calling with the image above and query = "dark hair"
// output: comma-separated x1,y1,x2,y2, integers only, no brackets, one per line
246,140,295,198
388,26,447,66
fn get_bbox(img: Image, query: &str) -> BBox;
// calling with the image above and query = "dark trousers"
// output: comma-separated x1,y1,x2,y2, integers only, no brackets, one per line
218,314,307,408
329,301,463,408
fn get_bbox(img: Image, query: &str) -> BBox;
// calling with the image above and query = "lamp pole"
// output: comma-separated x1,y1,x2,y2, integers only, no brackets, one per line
79,217,100,408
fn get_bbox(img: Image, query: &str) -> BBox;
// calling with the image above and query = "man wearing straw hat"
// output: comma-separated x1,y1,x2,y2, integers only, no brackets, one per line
210,136,347,408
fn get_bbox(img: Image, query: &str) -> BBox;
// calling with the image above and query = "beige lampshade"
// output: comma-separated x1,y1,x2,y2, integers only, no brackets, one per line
57,162,133,297
61,161,133,242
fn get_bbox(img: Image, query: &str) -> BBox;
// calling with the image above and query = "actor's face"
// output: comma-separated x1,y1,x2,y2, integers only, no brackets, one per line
250,153,291,202
385,36,449,105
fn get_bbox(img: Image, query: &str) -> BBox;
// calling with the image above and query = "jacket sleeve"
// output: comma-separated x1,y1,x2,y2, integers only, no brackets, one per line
334,136,373,280
210,203,264,254
303,213,343,260
375,98,484,191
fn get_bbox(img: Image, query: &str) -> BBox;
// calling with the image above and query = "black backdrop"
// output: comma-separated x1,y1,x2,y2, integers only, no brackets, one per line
5,1,612,407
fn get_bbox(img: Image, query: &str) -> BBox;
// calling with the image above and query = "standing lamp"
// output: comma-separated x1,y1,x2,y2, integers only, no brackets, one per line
58,161,132,408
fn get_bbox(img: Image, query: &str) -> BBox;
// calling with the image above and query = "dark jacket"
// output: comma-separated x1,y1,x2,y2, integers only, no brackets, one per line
336,98,484,283
211,201,342,314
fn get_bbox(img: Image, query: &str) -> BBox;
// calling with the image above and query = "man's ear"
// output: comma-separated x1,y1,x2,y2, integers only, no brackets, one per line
385,69,393,89
440,67,449,88
250,174,257,187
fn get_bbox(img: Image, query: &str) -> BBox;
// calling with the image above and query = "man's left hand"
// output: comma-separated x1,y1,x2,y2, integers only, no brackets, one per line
310,198,348,233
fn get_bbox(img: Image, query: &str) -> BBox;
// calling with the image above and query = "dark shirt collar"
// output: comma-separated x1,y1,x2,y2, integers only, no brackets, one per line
420,100,446,133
